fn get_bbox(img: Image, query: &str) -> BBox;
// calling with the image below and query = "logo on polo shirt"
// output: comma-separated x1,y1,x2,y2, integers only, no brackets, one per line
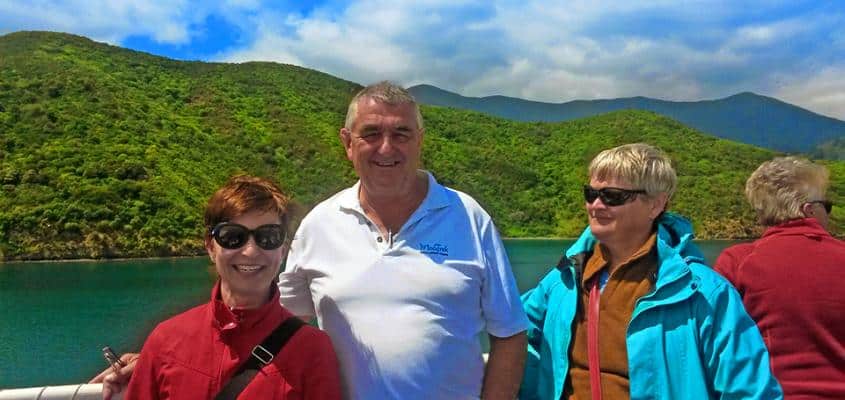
419,242,449,256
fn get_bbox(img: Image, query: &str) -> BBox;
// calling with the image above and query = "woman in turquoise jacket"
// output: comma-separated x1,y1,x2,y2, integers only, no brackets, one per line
520,143,782,400
520,212,783,399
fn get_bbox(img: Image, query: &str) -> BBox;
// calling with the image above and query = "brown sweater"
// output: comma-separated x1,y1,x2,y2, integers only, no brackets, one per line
564,234,658,400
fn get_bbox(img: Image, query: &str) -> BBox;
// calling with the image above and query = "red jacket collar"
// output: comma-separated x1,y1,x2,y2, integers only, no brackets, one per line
209,280,288,332
762,217,829,239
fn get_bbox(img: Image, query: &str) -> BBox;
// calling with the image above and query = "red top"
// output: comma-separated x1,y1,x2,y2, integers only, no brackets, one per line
125,281,341,400
715,218,845,399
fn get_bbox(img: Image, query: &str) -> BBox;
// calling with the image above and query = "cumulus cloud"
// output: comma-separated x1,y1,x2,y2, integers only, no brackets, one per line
220,0,506,87
775,67,845,119
0,0,201,44
222,10,414,83
0,0,272,46
2,0,844,118
212,0,845,119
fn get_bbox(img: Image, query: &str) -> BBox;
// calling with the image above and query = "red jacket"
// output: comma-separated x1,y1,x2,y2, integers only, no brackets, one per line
715,218,845,399
125,282,341,400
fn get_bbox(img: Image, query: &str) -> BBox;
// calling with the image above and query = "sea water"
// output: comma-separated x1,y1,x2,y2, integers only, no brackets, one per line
0,239,739,388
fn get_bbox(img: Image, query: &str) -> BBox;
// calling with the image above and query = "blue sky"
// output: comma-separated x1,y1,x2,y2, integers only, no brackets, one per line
2,0,844,119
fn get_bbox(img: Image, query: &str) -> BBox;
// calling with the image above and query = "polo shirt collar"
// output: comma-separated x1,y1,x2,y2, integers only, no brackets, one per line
337,179,364,212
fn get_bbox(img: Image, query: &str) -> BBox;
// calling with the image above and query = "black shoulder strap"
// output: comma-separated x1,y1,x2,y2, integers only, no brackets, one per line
214,317,306,400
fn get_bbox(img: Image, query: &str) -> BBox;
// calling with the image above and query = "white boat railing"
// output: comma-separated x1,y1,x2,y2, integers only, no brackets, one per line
1,354,491,399
0,384,121,400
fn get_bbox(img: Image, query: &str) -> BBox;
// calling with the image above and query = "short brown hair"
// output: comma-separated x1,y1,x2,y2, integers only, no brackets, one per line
203,175,291,235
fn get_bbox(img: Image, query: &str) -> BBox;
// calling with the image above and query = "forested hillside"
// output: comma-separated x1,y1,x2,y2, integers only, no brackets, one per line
1,31,842,260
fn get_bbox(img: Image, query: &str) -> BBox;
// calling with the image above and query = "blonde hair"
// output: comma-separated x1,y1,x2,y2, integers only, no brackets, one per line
745,156,829,226
344,81,424,130
589,143,677,198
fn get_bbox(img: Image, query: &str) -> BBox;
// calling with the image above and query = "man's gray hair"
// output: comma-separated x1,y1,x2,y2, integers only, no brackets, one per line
344,81,424,130
745,156,829,226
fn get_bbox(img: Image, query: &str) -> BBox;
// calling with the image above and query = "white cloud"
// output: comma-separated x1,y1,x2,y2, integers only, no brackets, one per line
1,0,843,119
775,67,845,119
727,17,809,53
224,0,261,8
221,7,415,83
219,0,491,85
220,30,303,66
0,0,199,44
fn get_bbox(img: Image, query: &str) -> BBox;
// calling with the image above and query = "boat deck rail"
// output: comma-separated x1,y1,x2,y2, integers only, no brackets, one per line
0,384,121,400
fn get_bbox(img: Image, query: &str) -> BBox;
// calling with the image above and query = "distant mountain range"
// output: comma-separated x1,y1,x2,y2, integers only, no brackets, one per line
409,84,845,153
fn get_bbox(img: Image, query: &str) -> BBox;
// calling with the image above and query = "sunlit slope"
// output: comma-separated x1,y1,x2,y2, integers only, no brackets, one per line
0,31,358,259
1,31,841,260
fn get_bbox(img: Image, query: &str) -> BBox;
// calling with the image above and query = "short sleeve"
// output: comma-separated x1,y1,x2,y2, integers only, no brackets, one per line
480,220,529,337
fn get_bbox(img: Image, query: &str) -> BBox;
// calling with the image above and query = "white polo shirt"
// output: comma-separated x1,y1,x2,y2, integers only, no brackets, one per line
278,172,528,400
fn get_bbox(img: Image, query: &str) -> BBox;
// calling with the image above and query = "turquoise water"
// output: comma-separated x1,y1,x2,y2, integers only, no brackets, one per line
0,239,737,388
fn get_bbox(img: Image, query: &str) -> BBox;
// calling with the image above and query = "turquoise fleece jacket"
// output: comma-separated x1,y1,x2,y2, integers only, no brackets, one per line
519,213,782,400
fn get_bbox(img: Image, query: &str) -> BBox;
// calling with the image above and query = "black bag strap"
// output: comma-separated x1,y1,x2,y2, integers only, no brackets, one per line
214,316,306,400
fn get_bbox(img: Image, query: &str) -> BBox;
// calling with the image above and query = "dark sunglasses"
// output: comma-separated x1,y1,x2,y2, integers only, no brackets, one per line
807,200,833,214
583,185,647,207
210,222,286,250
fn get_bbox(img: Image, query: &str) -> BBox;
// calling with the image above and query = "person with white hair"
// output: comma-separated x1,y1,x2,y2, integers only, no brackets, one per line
715,156,845,399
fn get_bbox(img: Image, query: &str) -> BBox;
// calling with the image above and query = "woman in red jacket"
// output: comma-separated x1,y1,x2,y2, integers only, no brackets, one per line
124,175,341,400
715,157,845,399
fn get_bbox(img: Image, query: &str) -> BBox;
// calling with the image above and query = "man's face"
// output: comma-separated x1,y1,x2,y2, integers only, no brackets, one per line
586,176,666,246
340,97,423,199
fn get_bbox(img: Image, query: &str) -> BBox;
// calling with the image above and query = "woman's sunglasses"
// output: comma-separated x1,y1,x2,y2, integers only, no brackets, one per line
583,185,646,207
210,222,286,250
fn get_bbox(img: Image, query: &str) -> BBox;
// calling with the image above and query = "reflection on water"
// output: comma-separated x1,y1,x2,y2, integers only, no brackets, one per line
0,239,740,388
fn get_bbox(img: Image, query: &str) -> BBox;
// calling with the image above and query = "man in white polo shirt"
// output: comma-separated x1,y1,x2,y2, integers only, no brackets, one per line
278,81,528,399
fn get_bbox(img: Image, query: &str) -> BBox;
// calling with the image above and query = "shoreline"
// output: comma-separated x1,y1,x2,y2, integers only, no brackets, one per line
0,254,207,265
0,238,753,263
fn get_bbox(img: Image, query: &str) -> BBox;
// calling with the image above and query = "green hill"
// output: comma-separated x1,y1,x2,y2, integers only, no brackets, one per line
1,31,842,260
